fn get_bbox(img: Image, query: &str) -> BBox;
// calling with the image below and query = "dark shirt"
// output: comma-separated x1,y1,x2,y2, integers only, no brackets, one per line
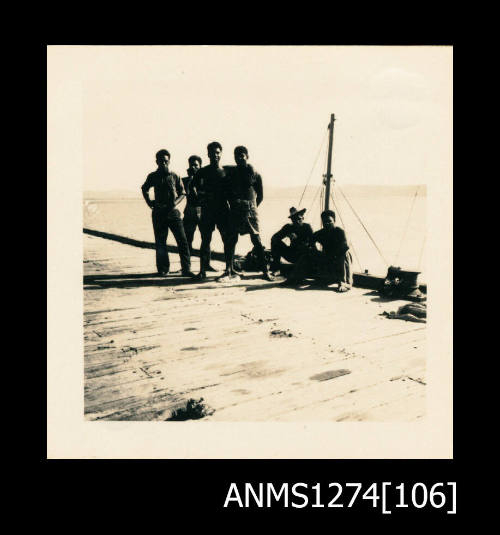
191,165,229,210
182,175,200,209
142,169,185,210
225,164,263,206
313,226,349,259
272,222,314,249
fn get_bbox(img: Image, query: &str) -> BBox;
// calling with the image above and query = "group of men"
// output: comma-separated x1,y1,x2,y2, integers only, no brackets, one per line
141,142,352,291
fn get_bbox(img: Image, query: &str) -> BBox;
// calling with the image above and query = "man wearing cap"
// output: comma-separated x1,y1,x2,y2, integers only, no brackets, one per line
221,145,274,282
283,209,353,292
141,149,195,278
182,155,216,272
270,207,314,275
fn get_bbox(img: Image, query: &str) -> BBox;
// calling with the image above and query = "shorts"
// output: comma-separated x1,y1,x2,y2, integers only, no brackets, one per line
199,204,230,236
229,200,260,236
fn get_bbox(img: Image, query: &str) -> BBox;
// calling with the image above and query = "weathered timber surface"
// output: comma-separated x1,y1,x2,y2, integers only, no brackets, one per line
84,233,426,421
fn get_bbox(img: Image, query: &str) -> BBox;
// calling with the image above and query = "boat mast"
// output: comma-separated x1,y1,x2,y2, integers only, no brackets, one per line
324,113,335,212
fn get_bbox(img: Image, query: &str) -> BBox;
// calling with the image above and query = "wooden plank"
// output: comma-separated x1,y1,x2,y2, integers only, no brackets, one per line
83,234,427,421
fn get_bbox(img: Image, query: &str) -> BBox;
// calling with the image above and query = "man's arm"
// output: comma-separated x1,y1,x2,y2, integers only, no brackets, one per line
141,175,154,208
305,224,315,246
336,228,349,256
254,173,263,206
312,230,322,251
271,224,291,244
173,174,186,207
184,176,196,205
190,170,202,200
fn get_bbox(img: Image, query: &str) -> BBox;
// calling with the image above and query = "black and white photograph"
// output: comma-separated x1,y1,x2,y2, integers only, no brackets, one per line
47,46,452,459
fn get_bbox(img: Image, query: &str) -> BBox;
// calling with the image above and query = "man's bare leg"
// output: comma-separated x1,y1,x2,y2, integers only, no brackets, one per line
217,234,240,281
195,227,213,281
250,234,274,281
335,252,352,292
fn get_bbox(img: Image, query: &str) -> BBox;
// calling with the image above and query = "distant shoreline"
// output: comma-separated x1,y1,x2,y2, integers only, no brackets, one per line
84,184,427,201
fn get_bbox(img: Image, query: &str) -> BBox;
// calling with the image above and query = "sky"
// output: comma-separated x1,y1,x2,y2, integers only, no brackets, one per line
71,46,452,191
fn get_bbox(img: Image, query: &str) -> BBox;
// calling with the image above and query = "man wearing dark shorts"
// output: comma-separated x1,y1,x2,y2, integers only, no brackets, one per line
182,155,216,272
283,209,353,292
190,141,231,281
141,149,195,278
270,207,314,275
222,145,274,282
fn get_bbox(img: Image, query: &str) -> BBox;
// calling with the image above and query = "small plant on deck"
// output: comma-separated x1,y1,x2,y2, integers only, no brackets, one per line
167,397,214,421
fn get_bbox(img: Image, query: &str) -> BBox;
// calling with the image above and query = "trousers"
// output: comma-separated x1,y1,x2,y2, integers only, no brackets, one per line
152,207,191,273
289,249,353,285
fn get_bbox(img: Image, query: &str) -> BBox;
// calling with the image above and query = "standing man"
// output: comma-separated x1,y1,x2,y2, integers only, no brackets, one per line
270,207,314,275
222,146,274,282
283,209,352,292
182,155,202,254
190,142,231,281
182,155,217,272
141,149,195,278
182,155,217,273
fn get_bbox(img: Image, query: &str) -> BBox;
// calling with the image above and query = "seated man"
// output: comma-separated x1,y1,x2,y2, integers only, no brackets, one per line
283,209,353,292
270,207,314,275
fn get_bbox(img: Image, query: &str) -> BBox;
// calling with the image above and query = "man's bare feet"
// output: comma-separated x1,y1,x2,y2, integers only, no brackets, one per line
337,283,351,292
216,271,241,282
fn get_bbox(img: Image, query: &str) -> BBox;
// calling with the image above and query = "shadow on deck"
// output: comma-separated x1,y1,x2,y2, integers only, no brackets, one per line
84,272,283,291
84,273,203,289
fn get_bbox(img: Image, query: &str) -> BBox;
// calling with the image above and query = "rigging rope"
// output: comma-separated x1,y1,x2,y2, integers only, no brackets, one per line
307,140,329,220
417,233,426,271
330,189,363,272
337,186,389,267
319,188,325,227
393,185,420,266
298,128,329,208
307,184,323,220
298,118,387,271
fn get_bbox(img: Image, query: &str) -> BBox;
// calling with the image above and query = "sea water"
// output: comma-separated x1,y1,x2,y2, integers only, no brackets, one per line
83,192,426,280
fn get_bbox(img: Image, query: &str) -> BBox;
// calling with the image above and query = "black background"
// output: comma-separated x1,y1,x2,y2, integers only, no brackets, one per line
39,13,461,522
